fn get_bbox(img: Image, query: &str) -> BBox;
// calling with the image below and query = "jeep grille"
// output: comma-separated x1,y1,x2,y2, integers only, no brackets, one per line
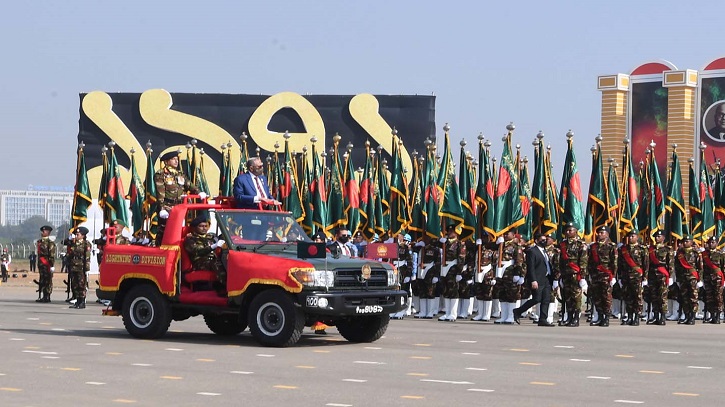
334,268,388,288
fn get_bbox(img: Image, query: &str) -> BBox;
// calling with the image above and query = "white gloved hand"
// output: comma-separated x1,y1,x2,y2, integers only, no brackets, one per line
610,278,616,287
467,279,473,285
476,239,482,246
642,280,648,287
212,240,226,249
496,236,504,244
455,275,463,282
512,275,521,284
490,279,497,286
552,280,559,290
403,277,411,283
698,247,706,253
414,241,425,247
432,277,439,284
516,277,524,285
618,279,623,287
141,238,150,245
439,237,447,244
50,267,55,273
579,279,588,289
198,192,208,199
668,277,674,286
130,236,137,243
697,281,704,288
411,275,417,280
159,209,169,219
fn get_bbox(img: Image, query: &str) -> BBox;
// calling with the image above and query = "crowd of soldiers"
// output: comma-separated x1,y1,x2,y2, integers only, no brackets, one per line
388,223,725,326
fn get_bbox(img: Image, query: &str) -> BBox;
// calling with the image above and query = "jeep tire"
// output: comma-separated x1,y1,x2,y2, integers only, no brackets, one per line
204,313,247,336
248,290,304,347
336,315,389,343
122,284,172,339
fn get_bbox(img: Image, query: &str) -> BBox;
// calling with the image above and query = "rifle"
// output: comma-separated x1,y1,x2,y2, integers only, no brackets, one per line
32,279,41,301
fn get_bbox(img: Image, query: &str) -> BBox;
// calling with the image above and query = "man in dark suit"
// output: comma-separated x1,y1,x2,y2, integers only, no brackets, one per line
514,233,555,326
707,103,725,141
233,157,280,209
327,227,356,258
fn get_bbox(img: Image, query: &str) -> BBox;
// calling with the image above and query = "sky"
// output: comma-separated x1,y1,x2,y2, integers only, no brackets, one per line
0,1,720,192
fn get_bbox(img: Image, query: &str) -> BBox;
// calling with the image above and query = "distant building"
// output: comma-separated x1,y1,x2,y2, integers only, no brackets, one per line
0,187,74,227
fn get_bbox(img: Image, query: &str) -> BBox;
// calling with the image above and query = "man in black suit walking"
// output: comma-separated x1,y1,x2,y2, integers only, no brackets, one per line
514,233,555,326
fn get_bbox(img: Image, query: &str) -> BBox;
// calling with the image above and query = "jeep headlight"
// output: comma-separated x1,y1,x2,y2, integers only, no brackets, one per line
387,268,399,287
292,269,334,288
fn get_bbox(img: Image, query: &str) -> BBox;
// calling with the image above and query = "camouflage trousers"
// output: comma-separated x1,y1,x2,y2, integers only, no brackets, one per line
561,274,583,313
1,264,7,282
70,270,87,300
589,273,613,315
38,264,53,296
473,282,494,301
499,271,522,302
703,272,724,315
679,277,699,314
418,278,437,299
441,274,460,298
622,272,644,315
649,272,669,314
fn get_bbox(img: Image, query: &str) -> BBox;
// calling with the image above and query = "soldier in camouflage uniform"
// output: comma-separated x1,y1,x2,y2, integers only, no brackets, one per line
111,219,131,245
68,227,92,309
495,229,526,324
647,230,673,325
417,236,441,319
617,230,648,326
438,225,466,322
392,234,414,319
36,225,56,303
472,238,497,321
457,239,477,319
675,235,701,325
701,236,724,324
155,150,200,245
1,248,9,283
558,223,588,327
587,226,617,327
183,216,226,288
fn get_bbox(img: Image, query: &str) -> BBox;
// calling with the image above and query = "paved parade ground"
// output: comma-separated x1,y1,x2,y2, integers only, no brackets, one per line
0,276,723,407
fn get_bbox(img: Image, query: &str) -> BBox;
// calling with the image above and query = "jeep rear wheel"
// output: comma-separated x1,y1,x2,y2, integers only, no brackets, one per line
336,315,389,343
122,284,171,339
204,313,247,336
248,290,304,347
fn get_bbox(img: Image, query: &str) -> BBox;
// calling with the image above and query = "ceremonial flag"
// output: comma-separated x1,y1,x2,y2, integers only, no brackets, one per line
106,146,128,226
647,144,665,240
714,161,725,247
494,125,524,237
310,139,328,236
689,158,702,242
606,157,620,242
238,133,249,175
618,139,639,236
219,145,233,197
283,136,304,223
584,141,607,241
343,144,361,234
557,131,585,237
476,136,495,239
423,143,442,238
408,151,424,240
458,141,476,241
374,145,390,236
437,126,463,229
664,146,686,241
127,150,145,236
327,137,346,231
299,147,314,235
97,148,109,223
360,142,376,239
389,133,410,237
517,151,532,244
71,143,92,229
699,147,715,242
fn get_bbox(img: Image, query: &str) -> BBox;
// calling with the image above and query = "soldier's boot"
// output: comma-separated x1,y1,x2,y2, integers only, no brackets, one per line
439,299,451,321
620,311,629,325
472,300,486,320
684,311,696,325
655,312,666,325
711,312,721,324
35,296,44,303
589,309,600,326
566,312,580,327
42,293,51,303
598,314,609,327
629,312,640,326
448,298,460,322
647,311,657,324
458,298,470,319
415,297,427,318
77,298,86,309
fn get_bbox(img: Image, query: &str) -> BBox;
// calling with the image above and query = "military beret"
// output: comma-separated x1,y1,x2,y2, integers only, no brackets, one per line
74,226,89,236
311,229,327,240
564,222,577,230
596,225,609,233
653,230,664,237
682,235,693,241
40,225,53,232
160,150,180,162
112,218,126,227
189,216,209,227
707,236,717,243
626,229,638,236
354,230,363,238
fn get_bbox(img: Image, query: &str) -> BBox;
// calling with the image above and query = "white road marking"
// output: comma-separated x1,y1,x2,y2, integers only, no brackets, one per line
26,318,39,321
132,363,152,367
165,348,184,351
569,359,590,362
462,352,480,356
459,340,477,343
659,351,680,354
614,400,644,404
467,388,495,392
41,356,59,359
256,354,275,358
420,379,474,385
85,382,106,385
0,373,6,376
587,376,611,380
9,338,26,341
84,320,101,324
687,366,712,370
86,343,101,346
353,361,385,365
364,347,381,350
196,392,221,396
230,371,254,375
326,404,353,406
554,345,574,349
22,350,58,355
342,379,367,383
465,368,488,371
51,328,67,332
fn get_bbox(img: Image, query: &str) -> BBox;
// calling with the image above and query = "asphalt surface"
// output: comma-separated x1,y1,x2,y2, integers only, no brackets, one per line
0,276,723,407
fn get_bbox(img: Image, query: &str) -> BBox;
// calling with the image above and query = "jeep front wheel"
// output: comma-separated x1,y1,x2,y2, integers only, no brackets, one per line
204,313,247,336
122,284,172,339
336,315,389,343
247,290,304,347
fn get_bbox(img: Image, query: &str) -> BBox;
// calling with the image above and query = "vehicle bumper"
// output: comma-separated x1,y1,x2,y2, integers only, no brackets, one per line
297,290,408,317
96,288,116,301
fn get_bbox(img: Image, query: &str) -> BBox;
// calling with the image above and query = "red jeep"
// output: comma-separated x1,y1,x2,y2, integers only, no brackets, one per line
98,198,407,347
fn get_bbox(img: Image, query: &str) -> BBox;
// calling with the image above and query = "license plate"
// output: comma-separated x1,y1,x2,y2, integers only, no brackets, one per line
306,296,318,307
355,305,383,314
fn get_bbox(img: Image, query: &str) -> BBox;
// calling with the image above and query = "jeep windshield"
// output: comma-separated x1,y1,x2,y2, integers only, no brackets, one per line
216,210,312,245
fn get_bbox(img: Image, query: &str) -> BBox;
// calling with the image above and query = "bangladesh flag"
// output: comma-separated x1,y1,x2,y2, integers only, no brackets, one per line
494,128,524,237
127,152,145,236
389,134,410,237
106,147,128,226
437,129,463,230
343,144,360,234
476,137,496,239
71,144,92,228
664,146,686,241
618,139,639,236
